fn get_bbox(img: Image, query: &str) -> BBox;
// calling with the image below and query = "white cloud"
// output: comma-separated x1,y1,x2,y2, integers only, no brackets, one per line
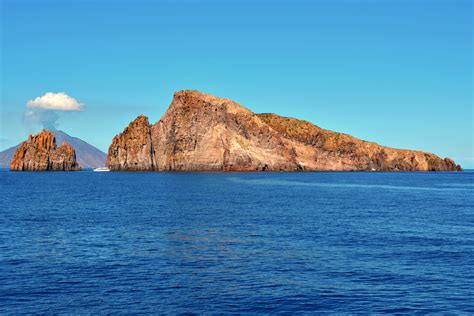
27,92,84,111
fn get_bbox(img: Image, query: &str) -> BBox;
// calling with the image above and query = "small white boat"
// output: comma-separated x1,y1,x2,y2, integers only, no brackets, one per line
93,167,110,172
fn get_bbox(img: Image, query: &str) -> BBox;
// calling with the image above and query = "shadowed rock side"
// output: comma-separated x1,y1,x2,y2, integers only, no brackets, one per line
107,90,461,172
10,130,80,171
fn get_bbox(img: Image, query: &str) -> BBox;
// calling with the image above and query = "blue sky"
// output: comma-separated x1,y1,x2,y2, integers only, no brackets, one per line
1,0,472,167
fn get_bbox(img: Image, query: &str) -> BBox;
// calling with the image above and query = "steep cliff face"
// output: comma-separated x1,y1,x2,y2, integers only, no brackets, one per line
10,130,80,171
107,115,153,171
150,91,298,171
1,130,106,169
107,90,461,172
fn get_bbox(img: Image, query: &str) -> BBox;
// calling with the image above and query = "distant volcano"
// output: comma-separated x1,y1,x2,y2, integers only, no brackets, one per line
0,130,106,169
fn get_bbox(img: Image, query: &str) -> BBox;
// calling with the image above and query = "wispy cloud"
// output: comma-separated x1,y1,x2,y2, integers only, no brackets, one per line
24,92,85,129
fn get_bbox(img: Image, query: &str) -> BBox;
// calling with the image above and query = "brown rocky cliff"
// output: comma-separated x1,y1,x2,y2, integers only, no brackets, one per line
106,115,154,171
10,130,80,171
106,90,461,172
257,113,461,171
150,90,297,171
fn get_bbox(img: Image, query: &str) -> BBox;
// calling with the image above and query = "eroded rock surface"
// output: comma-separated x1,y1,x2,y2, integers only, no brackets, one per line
107,90,461,172
10,130,80,171
106,115,153,171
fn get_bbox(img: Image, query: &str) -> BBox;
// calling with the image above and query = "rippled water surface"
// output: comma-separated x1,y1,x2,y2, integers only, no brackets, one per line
1,171,473,313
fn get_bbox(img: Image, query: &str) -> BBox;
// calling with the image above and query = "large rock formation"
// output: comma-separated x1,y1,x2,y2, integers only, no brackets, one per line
0,130,106,169
10,130,80,171
107,90,461,172
107,115,154,171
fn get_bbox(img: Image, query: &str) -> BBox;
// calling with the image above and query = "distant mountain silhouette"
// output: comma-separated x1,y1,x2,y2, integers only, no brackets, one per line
0,146,18,169
0,130,106,169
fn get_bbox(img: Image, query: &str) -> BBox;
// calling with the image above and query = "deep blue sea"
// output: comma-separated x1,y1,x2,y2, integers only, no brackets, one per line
1,170,473,313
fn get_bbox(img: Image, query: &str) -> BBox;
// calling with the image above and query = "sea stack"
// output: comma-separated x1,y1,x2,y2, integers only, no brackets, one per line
107,90,461,172
10,130,80,171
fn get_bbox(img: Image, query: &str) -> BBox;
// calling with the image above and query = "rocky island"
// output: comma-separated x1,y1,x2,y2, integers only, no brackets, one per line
107,90,461,172
10,130,80,171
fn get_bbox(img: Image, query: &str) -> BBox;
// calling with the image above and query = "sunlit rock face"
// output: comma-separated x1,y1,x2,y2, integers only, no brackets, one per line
107,90,461,172
10,130,80,171
106,115,154,171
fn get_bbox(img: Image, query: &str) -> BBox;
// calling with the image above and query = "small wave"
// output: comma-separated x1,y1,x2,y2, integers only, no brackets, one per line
227,178,473,192
438,183,474,188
